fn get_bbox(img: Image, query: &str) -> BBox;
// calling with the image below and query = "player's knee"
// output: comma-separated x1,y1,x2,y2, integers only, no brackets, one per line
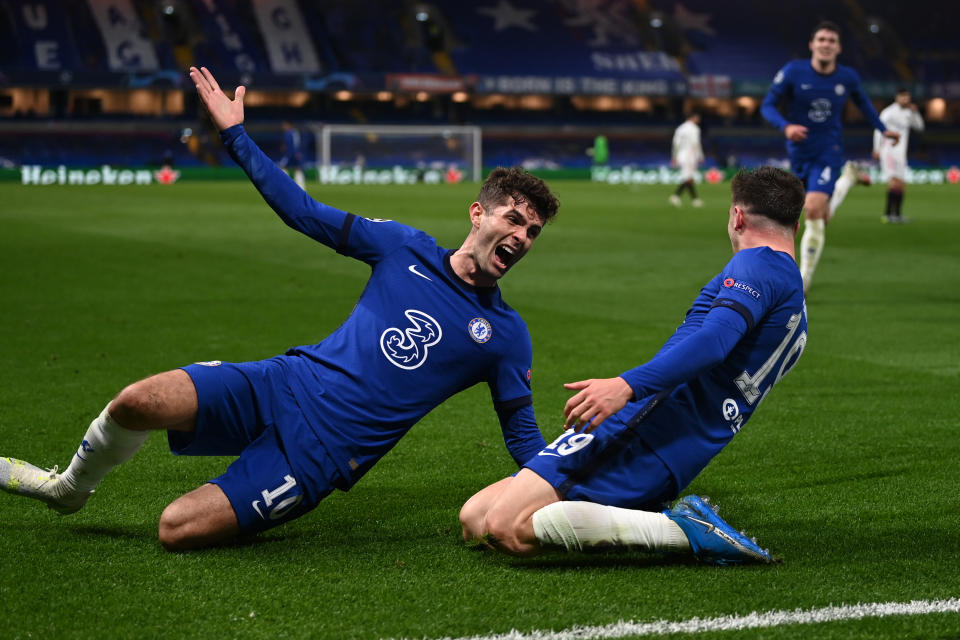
158,501,195,551
109,380,157,427
158,500,226,552
157,499,236,551
481,510,527,556
159,486,240,551
458,499,484,541
806,201,829,221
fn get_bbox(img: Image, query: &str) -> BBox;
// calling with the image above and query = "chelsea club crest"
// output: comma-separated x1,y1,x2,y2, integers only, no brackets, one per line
468,317,492,344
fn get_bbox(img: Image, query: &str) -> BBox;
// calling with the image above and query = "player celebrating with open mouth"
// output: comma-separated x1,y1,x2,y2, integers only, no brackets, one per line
0,66,559,551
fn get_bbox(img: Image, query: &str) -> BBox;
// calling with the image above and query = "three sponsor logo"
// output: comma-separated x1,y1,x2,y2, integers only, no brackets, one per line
379,302,495,368
380,309,442,370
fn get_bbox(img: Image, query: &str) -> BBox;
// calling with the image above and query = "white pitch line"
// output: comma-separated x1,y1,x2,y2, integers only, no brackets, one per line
397,598,960,640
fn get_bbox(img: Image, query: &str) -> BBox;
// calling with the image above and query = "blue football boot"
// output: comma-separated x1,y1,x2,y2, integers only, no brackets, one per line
664,495,775,565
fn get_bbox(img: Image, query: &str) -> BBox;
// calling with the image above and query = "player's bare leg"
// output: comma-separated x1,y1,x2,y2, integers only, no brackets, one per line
460,468,560,555
1,370,196,514
158,483,240,551
60,369,197,495
109,369,198,431
463,469,691,557
799,192,829,293
459,476,512,543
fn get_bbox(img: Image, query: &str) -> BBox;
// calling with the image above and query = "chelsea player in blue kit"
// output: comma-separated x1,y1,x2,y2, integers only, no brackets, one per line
761,21,899,293
461,167,807,565
279,120,306,190
0,67,559,551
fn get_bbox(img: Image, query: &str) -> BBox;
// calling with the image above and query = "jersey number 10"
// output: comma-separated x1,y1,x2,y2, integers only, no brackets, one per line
734,311,806,406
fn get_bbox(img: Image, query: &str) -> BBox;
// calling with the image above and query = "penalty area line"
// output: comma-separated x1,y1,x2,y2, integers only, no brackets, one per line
400,598,960,640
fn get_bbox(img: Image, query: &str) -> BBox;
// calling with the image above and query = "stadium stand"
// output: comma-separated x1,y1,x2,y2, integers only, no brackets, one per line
0,0,957,170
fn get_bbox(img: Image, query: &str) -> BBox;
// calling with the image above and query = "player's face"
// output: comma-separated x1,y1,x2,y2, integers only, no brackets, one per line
809,29,841,65
470,196,543,284
895,92,911,106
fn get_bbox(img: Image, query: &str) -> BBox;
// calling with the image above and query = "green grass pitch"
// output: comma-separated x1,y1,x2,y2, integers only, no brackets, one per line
1,178,958,639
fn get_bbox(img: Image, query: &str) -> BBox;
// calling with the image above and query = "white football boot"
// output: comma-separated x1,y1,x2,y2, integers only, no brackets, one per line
0,457,92,515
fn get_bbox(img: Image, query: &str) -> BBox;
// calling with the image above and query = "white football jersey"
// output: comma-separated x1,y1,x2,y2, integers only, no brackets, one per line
874,103,924,159
672,120,703,163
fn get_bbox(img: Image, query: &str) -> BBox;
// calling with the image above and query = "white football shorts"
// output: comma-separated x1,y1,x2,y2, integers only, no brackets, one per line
880,149,907,182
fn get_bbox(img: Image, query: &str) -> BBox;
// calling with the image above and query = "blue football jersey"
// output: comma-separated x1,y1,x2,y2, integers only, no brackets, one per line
619,247,807,490
761,60,885,161
221,125,541,485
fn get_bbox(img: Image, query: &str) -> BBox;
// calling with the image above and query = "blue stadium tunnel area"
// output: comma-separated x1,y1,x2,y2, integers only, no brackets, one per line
2,0,960,179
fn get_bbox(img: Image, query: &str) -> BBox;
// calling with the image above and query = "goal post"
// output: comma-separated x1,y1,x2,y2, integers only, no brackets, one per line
311,124,482,185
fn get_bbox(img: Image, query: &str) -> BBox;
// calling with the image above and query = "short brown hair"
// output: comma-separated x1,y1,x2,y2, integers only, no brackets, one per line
477,167,560,223
731,166,805,228
810,20,841,41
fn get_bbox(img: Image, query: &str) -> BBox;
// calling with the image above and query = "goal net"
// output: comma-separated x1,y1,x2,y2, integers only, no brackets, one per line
311,124,482,185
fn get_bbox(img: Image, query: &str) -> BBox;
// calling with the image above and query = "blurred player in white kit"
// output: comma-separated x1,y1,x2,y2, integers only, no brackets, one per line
669,112,704,208
874,88,924,224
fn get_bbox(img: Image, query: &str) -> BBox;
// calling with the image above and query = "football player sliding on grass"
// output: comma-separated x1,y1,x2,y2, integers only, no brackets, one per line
0,66,559,550
461,166,808,565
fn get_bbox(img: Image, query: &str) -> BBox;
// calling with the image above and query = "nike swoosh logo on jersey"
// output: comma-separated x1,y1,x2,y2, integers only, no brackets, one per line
251,500,265,519
408,264,433,281
801,83,812,89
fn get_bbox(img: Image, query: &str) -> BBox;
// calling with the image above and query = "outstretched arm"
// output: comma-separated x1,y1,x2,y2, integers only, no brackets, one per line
187,66,356,248
563,306,748,431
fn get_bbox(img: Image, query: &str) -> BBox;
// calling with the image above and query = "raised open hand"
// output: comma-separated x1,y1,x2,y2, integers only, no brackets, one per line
189,66,245,131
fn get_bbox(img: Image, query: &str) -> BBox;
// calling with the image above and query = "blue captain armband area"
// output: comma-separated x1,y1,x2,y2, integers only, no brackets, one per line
711,297,755,332
494,395,533,415
336,213,356,254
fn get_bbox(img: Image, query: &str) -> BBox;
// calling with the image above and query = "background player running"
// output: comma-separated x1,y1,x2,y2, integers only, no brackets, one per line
279,120,307,190
1,66,559,551
874,88,925,224
460,167,807,565
669,112,705,208
761,20,899,293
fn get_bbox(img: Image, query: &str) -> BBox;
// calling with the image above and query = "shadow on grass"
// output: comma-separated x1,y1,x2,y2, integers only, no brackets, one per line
68,523,153,541
507,552,701,570
61,523,299,554
772,466,912,491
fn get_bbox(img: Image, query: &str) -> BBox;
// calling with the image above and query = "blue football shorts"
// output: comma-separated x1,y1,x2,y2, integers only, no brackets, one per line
173,358,346,534
790,151,844,196
524,416,679,512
